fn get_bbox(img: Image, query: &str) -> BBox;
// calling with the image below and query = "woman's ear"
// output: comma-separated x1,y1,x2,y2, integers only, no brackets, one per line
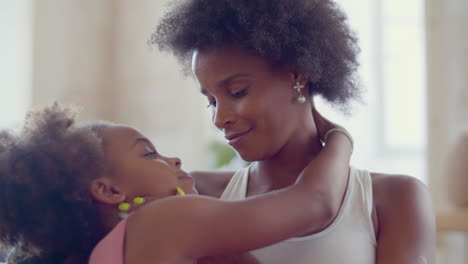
289,72,309,89
288,72,311,103
89,177,126,205
289,71,308,82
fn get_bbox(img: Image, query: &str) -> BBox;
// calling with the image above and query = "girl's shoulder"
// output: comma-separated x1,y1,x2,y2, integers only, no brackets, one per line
124,195,220,263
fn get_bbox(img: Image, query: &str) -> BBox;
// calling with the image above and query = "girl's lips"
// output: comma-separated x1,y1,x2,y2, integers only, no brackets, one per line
177,172,193,180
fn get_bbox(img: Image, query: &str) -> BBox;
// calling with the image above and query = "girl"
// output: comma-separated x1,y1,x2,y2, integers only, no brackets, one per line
0,103,352,264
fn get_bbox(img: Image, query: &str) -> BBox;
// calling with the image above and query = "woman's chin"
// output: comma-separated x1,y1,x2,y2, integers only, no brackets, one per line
237,150,269,163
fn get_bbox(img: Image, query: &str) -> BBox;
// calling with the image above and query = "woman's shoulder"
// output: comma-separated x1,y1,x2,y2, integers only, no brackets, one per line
370,173,428,206
370,172,433,239
190,170,236,198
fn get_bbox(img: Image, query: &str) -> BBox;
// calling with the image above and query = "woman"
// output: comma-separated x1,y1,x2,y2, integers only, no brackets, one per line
153,0,436,263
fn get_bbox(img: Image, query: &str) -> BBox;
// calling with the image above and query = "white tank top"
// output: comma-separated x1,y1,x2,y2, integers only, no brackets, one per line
220,165,377,264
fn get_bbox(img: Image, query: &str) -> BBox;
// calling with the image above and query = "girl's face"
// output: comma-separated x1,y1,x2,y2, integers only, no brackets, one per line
192,47,306,161
100,125,197,199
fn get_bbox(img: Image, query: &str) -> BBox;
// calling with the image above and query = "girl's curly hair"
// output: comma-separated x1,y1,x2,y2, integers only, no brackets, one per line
152,0,361,110
0,103,110,260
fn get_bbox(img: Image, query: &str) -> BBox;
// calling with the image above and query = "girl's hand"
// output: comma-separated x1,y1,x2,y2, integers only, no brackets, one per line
312,106,342,141
312,106,353,150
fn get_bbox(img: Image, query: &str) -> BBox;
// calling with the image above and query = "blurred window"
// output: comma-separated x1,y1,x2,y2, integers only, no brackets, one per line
317,0,427,181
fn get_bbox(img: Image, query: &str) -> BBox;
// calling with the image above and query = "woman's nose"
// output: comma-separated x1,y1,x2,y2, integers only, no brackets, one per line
213,103,234,130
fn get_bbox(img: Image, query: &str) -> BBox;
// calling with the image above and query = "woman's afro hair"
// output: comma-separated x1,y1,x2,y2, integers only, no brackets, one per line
152,0,361,110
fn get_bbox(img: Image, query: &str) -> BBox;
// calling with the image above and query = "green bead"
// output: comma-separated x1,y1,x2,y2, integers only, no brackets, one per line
133,197,145,205
118,202,130,212
176,187,186,196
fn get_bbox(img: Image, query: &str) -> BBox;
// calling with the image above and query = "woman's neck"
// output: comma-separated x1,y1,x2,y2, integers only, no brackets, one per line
248,117,322,195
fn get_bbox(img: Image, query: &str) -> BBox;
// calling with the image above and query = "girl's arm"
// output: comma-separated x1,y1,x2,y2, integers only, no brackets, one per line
130,108,352,260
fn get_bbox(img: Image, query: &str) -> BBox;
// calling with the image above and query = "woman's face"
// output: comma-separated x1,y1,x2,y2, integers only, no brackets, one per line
100,125,197,199
192,47,306,161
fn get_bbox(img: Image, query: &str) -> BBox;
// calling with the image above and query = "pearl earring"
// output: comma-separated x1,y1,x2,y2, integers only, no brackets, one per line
293,82,306,104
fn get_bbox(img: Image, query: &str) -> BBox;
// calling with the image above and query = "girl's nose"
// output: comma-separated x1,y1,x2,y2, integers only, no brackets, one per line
171,157,182,168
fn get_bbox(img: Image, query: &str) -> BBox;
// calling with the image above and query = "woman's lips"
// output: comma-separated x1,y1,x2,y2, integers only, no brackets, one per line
225,129,252,146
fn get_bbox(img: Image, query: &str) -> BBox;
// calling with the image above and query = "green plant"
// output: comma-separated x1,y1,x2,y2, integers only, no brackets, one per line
208,141,238,168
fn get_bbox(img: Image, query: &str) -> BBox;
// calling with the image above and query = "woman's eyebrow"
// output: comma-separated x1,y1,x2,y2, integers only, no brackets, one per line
217,73,250,87
200,73,250,95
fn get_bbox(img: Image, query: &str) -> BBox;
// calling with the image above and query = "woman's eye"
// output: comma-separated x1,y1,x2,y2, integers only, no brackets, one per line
231,89,247,98
144,152,158,159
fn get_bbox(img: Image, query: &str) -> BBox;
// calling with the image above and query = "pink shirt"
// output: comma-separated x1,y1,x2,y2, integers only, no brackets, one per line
88,218,128,264
88,218,197,264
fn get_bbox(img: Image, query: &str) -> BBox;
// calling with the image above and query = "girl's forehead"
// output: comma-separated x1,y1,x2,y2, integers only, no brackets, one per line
101,126,146,149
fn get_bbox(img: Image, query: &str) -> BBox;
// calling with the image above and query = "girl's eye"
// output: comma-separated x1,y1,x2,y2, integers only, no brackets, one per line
206,100,216,108
144,152,158,159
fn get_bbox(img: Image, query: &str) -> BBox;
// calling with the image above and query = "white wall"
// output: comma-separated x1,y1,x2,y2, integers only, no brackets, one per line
31,0,213,171
0,0,33,128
